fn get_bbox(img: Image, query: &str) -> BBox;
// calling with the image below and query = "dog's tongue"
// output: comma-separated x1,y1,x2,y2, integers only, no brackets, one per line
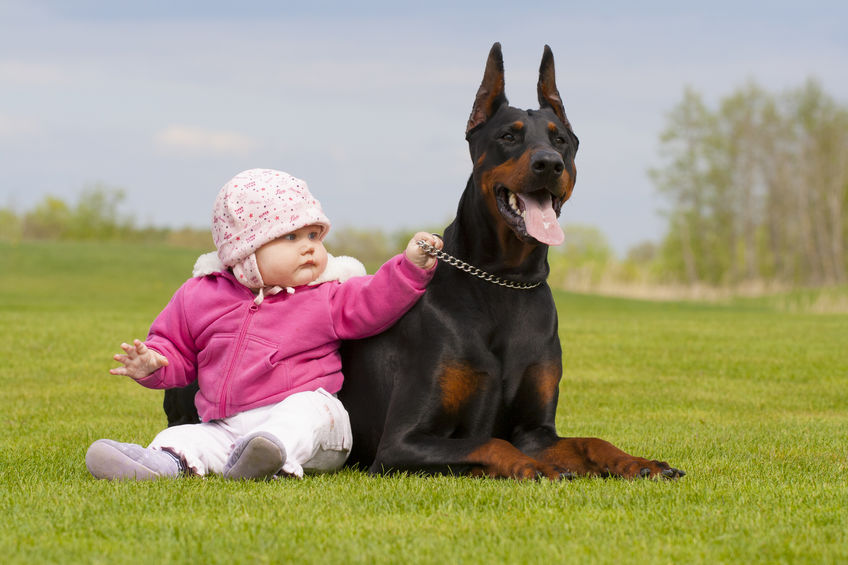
516,191,564,246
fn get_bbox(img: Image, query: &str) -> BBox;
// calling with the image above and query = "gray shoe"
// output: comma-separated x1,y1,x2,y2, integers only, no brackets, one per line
86,439,182,480
223,432,286,480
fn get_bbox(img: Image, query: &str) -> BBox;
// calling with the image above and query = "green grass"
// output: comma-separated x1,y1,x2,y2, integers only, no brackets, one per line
1,241,846,564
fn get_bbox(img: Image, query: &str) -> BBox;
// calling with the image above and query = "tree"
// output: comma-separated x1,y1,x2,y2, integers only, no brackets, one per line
651,80,848,287
67,184,133,240
0,208,22,242
23,196,72,240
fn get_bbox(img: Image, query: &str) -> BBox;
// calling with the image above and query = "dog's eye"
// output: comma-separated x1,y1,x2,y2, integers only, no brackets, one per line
500,132,516,142
554,135,567,145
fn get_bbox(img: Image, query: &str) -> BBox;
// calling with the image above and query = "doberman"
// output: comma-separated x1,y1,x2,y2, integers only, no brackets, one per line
338,43,684,479
163,43,684,480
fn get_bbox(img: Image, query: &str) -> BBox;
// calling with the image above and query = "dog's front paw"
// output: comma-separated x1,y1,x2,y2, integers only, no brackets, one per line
469,439,574,481
619,458,686,480
518,461,573,481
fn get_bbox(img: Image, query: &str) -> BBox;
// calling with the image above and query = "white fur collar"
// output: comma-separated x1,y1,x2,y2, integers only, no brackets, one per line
192,251,367,285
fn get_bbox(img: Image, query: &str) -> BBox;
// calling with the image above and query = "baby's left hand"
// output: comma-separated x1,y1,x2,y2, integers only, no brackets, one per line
405,232,443,270
110,339,169,380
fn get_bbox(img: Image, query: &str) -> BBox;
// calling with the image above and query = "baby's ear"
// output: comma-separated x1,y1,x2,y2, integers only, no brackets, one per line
192,251,225,277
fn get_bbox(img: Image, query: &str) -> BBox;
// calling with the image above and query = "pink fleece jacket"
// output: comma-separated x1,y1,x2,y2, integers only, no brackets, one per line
136,254,432,422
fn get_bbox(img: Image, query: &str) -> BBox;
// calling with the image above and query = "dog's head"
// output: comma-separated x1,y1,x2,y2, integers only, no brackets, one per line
465,43,578,249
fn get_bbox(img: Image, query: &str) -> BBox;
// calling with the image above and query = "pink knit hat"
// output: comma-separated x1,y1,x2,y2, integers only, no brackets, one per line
212,168,331,289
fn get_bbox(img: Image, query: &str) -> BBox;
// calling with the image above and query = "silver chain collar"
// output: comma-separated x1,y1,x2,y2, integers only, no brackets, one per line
417,240,542,290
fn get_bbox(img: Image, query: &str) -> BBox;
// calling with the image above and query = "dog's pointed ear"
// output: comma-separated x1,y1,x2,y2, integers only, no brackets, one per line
537,45,570,128
466,42,508,138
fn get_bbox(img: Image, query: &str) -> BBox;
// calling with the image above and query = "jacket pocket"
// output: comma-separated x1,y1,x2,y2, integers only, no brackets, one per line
196,334,288,411
229,335,289,404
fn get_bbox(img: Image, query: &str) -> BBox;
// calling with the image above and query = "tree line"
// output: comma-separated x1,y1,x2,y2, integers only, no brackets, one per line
0,186,213,248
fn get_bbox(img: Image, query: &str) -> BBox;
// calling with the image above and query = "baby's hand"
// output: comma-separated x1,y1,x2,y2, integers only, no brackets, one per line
405,232,443,271
110,339,169,381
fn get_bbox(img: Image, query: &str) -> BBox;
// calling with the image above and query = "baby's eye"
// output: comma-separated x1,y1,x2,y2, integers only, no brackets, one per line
308,231,320,240
283,233,297,241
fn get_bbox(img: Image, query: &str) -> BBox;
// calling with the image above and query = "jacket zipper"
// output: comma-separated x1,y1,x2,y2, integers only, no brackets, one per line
218,303,258,419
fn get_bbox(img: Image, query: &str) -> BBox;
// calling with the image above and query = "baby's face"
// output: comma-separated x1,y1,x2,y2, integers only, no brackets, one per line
255,224,328,288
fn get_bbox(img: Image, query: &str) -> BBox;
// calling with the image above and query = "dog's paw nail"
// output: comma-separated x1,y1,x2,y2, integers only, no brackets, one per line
662,468,686,479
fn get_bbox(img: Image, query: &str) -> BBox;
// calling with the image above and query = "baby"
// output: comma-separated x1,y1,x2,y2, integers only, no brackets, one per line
86,168,441,480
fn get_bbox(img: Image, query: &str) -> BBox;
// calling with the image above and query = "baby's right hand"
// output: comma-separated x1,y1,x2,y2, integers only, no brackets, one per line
110,339,169,380
405,232,443,270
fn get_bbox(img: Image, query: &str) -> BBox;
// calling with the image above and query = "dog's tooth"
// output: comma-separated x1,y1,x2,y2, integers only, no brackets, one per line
509,193,520,213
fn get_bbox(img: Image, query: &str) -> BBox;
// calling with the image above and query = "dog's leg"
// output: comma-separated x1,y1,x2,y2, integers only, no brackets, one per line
465,437,571,480
372,433,568,480
532,437,685,479
512,363,685,479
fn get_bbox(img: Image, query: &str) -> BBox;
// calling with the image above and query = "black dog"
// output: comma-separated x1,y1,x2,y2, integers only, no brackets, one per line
339,43,683,479
164,43,683,480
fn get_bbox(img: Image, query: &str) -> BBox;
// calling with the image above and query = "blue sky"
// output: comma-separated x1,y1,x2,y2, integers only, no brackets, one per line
2,1,846,254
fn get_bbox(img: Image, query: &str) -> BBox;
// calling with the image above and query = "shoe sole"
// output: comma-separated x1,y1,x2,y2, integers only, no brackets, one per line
223,434,286,480
85,441,164,480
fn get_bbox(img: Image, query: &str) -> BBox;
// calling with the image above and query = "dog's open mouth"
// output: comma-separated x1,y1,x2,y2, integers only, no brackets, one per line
496,186,565,246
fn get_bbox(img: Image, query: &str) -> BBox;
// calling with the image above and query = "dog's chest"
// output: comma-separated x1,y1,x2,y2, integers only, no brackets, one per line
431,292,561,428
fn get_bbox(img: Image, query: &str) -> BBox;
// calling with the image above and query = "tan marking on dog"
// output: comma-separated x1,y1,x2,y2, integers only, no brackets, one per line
439,363,486,415
523,362,561,408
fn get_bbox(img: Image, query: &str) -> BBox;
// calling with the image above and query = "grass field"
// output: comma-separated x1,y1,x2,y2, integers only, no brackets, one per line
1,240,846,564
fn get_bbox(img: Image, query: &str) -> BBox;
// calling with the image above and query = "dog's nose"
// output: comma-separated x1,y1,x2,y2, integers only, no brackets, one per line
531,151,564,178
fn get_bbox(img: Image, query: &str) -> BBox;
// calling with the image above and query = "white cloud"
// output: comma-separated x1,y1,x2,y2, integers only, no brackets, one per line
154,125,258,156
0,114,40,139
0,60,67,85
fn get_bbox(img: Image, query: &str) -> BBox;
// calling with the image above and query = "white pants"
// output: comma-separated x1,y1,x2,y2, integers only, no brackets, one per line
149,388,352,478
